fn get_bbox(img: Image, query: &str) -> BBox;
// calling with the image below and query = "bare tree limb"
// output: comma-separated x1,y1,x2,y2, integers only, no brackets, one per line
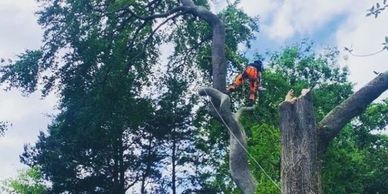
199,87,257,194
235,107,254,120
318,70,388,151
181,0,226,92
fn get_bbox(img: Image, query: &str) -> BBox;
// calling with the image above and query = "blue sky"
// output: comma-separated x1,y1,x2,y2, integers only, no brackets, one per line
0,0,387,181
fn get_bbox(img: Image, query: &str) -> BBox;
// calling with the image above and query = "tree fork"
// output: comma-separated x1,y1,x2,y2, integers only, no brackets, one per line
199,87,257,194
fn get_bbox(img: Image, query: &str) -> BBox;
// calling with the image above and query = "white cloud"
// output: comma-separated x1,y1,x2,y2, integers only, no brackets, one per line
246,0,356,42
0,90,57,180
335,2,388,92
0,0,54,180
0,0,42,58
238,0,279,18
209,0,228,13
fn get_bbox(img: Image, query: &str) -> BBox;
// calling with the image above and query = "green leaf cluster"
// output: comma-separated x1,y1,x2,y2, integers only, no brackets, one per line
1,167,47,194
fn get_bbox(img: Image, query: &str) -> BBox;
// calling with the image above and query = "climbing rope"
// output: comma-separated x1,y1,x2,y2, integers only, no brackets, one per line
201,88,283,193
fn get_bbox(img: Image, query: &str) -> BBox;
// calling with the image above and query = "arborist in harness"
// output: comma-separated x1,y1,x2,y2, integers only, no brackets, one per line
227,60,263,105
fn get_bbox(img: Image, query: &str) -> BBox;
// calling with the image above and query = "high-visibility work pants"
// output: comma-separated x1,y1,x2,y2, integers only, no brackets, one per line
228,66,260,102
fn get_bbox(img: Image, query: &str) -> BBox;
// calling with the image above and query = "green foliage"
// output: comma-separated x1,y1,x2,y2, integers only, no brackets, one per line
0,50,42,94
0,0,259,192
1,167,47,194
221,5,259,67
323,126,370,194
0,0,386,193
226,44,385,194
249,124,281,194
323,105,388,194
201,43,356,193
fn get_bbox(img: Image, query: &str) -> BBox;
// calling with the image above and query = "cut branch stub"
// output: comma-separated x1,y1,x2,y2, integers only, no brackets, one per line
199,87,257,194
279,89,321,194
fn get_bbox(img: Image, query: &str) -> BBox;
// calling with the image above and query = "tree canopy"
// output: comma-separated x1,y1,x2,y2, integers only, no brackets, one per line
0,0,387,193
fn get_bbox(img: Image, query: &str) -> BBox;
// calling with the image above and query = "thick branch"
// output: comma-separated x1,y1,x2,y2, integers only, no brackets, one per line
199,87,257,194
181,0,226,92
318,70,388,149
198,87,230,111
235,107,254,120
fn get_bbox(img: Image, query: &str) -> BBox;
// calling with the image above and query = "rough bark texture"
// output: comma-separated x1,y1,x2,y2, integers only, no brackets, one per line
279,89,321,194
199,87,257,194
318,70,388,151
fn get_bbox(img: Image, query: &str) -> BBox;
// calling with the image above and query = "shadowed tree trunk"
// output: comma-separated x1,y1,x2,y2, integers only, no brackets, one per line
279,71,388,194
171,129,177,194
280,89,321,194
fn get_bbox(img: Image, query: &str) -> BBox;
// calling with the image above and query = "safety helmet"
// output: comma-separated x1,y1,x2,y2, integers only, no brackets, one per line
252,60,263,71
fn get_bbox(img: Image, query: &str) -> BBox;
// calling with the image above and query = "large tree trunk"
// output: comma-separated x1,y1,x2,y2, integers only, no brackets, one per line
278,71,388,194
279,89,321,194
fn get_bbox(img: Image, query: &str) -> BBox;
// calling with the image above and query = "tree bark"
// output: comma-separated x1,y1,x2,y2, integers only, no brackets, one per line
199,87,257,194
141,136,153,194
278,71,388,194
172,129,177,194
279,89,321,194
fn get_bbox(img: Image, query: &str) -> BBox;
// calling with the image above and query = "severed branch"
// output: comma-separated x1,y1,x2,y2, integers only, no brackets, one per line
318,70,388,151
235,106,255,120
199,87,257,194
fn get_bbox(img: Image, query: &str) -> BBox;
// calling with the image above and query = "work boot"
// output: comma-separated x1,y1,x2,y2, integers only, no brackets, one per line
227,84,237,93
247,99,255,107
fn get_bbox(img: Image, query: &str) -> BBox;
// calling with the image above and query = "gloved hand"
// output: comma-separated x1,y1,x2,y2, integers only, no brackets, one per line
257,86,266,91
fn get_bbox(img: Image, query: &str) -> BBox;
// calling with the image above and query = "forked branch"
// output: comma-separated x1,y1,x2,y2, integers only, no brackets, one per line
199,87,257,194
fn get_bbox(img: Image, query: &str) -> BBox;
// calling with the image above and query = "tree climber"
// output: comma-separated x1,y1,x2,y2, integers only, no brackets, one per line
227,60,263,104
